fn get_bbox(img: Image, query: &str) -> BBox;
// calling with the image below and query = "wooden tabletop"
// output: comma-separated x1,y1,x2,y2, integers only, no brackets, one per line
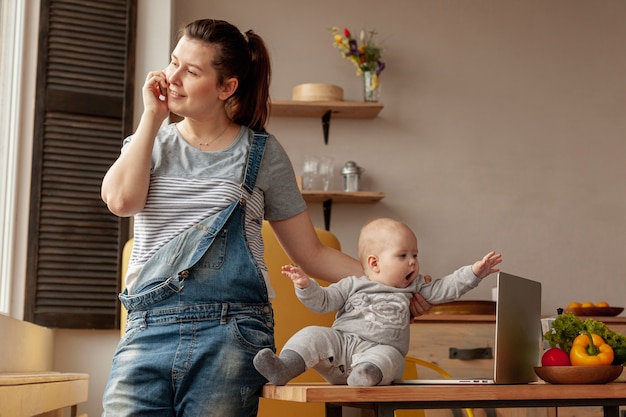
262,381,626,407
0,372,88,385
0,372,88,417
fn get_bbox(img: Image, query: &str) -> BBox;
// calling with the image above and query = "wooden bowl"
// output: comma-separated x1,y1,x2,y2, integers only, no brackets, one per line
563,306,624,316
534,366,623,384
427,300,496,315
292,83,343,101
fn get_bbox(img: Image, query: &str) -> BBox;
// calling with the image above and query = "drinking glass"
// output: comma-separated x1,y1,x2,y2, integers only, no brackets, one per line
318,157,334,191
302,155,319,190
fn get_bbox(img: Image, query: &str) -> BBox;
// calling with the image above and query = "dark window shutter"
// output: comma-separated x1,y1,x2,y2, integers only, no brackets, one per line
24,0,137,329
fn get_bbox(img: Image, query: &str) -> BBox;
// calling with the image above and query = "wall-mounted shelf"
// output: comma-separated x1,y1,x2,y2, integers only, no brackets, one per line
271,100,383,118
301,191,385,230
301,191,385,203
271,100,384,144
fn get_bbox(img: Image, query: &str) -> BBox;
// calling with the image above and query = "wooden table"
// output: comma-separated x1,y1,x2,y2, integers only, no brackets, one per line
0,372,88,417
262,382,626,417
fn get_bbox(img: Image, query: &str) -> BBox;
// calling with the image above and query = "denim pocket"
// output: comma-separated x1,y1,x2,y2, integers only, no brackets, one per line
120,274,184,311
228,316,275,353
117,322,142,349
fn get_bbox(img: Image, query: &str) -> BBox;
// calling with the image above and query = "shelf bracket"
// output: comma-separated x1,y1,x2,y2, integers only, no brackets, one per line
321,110,332,145
322,199,332,230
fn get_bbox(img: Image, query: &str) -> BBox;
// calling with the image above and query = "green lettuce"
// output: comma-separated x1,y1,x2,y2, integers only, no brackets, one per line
544,312,626,354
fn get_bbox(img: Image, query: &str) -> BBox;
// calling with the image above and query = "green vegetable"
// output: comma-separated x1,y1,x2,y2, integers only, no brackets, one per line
544,312,626,359
613,347,626,365
583,318,626,351
544,313,585,354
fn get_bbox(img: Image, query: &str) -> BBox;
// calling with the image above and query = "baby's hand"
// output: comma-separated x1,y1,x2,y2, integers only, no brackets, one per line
281,264,311,289
472,251,502,279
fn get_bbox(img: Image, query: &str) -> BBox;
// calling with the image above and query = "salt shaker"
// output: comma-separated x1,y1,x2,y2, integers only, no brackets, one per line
341,161,364,192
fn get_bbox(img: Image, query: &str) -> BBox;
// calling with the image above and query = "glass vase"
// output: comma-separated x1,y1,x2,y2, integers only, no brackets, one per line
362,70,380,102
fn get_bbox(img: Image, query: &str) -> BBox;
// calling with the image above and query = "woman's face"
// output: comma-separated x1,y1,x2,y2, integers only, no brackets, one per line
164,36,230,119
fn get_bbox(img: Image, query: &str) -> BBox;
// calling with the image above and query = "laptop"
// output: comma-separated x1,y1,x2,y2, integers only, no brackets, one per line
395,271,542,385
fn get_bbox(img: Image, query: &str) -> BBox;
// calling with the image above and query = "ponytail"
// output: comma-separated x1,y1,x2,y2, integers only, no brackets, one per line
228,30,271,132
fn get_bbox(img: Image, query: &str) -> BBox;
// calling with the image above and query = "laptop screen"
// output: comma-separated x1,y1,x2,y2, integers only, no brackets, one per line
394,271,542,385
493,272,542,384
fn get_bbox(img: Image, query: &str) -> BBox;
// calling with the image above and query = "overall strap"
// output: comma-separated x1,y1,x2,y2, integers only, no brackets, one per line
127,131,270,294
241,131,268,195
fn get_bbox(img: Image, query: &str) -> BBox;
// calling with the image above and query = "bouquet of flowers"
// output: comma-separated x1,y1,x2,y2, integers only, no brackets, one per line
330,26,386,84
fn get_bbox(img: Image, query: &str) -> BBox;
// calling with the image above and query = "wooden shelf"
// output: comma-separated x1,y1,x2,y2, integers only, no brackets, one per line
301,191,385,203
272,100,386,227
271,100,384,119
301,191,385,230
270,100,384,144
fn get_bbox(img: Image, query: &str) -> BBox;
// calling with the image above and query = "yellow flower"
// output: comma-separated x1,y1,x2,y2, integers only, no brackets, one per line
370,73,379,89
329,26,385,76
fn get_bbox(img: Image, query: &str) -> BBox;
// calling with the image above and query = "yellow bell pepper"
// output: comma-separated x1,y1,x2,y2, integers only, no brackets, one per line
569,333,614,366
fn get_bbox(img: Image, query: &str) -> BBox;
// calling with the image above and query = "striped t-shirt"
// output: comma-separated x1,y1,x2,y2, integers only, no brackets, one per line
123,123,306,297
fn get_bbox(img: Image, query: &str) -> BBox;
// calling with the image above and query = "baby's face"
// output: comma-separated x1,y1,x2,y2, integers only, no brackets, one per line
371,227,419,289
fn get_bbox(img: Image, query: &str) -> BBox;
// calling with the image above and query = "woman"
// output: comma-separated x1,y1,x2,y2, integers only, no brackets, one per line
101,18,430,417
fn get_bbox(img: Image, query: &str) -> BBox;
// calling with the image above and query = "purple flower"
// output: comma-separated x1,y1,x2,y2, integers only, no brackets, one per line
376,61,385,75
348,39,359,57
330,26,385,75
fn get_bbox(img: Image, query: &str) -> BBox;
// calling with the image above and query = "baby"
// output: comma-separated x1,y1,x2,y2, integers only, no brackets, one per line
254,217,502,386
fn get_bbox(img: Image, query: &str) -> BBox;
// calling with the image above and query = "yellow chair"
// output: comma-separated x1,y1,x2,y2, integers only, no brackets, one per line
120,226,472,417
119,238,133,337
257,221,340,417
257,222,472,417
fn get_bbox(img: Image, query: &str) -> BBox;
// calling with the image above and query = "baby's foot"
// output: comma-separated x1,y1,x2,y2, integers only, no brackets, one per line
253,348,305,386
347,362,383,386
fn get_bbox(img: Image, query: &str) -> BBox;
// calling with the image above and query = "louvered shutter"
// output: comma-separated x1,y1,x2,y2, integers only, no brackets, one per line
24,0,137,329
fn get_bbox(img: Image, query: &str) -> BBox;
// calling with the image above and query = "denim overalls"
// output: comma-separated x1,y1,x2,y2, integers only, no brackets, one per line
103,133,274,417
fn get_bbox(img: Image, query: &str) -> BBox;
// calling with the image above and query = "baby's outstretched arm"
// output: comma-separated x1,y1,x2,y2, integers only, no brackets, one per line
472,251,503,279
281,264,311,289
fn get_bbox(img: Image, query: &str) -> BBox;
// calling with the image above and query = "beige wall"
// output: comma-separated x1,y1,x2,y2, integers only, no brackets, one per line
48,0,626,415
176,0,626,312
